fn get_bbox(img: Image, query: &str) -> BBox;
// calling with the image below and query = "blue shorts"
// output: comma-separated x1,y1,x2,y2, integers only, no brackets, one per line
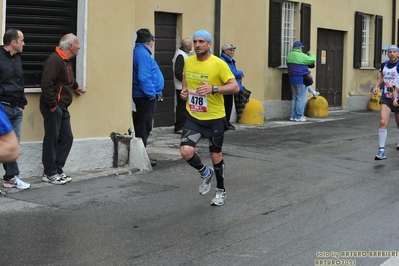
183,115,228,138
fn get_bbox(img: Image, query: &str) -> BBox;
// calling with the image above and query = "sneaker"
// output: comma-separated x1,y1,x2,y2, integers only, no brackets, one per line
374,148,387,160
302,115,307,119
199,168,214,195
313,91,320,98
294,117,307,122
42,174,66,185
289,117,294,121
3,176,30,190
59,173,72,182
396,143,399,150
211,188,226,206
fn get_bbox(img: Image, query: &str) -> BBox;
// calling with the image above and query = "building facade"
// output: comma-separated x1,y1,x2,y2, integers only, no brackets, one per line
0,0,396,175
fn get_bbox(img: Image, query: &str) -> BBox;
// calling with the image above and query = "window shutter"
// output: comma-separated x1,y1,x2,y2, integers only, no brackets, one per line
397,19,399,46
6,0,78,88
268,0,282,67
374,15,383,69
300,3,311,50
353,11,363,68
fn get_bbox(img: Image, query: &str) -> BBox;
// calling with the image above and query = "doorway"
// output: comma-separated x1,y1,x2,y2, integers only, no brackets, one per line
154,12,177,127
316,29,344,108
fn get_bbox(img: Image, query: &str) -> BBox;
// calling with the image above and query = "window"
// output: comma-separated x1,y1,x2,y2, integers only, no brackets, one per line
361,14,371,67
4,0,87,91
268,0,311,68
280,1,295,67
354,12,382,69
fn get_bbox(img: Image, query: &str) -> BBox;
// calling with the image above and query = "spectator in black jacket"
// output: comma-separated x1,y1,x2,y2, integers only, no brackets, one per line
0,29,30,190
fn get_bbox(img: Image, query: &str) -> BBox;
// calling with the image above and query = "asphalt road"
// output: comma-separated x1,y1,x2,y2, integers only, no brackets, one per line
2,111,399,266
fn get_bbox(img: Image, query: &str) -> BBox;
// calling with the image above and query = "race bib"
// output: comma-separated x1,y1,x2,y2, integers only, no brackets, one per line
188,89,208,112
385,87,394,98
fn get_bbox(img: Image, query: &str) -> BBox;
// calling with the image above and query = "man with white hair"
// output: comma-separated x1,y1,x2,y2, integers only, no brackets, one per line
180,30,238,206
40,33,84,184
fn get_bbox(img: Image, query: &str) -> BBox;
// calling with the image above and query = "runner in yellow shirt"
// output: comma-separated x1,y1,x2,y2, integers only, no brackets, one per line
180,30,238,206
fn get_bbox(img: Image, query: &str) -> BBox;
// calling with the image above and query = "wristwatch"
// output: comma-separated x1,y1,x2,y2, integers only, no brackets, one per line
212,86,218,94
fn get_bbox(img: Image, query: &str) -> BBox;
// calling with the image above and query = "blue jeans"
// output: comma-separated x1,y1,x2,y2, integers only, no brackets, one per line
290,84,307,120
2,104,22,181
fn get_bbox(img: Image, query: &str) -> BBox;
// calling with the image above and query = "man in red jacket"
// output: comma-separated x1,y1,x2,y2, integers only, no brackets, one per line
40,33,84,185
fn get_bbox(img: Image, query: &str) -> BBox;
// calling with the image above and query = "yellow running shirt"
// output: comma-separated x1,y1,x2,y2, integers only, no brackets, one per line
183,54,234,120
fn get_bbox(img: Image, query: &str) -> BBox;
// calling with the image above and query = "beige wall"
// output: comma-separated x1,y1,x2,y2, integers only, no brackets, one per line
19,0,135,142
5,0,399,143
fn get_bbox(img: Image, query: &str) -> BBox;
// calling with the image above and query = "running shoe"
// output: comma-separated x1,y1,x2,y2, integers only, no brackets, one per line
3,176,30,190
199,168,214,195
60,173,72,182
396,143,399,150
42,174,66,185
375,148,387,160
211,188,226,206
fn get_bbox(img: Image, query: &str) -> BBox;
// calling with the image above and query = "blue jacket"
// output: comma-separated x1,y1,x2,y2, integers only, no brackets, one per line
220,52,244,91
286,48,316,85
133,43,164,98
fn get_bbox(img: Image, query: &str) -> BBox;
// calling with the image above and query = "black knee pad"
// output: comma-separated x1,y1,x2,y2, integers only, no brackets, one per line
209,133,224,153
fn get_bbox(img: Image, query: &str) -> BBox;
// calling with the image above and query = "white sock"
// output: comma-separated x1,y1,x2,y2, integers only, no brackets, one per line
378,128,387,149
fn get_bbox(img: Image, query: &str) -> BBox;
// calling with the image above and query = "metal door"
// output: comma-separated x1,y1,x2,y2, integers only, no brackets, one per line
154,12,177,127
316,29,344,108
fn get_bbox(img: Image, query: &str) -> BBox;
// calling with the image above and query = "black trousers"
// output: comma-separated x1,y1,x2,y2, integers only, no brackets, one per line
133,97,156,147
40,102,73,176
174,90,187,131
223,94,233,124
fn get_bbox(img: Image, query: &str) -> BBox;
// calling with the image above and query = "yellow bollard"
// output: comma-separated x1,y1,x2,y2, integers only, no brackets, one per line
240,98,265,124
305,96,329,118
368,92,381,111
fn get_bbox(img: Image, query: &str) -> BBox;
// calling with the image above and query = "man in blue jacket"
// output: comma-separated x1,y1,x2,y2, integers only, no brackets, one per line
132,28,164,149
220,44,244,130
286,41,316,122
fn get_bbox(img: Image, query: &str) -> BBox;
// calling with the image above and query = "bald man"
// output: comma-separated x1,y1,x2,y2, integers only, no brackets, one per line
40,33,84,185
172,38,193,134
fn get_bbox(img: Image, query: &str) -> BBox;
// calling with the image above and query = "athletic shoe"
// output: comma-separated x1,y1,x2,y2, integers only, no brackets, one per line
375,148,387,160
289,117,294,121
3,176,31,190
211,188,226,206
313,91,320,98
302,115,307,119
199,168,214,195
294,117,307,122
60,173,72,182
396,143,399,150
42,174,66,185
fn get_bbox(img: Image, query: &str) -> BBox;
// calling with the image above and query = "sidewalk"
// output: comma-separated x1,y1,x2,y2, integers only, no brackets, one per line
1,167,140,195
1,111,349,195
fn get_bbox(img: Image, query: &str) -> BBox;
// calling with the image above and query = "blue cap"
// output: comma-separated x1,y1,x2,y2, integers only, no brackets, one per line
193,30,212,42
387,45,399,52
293,41,304,48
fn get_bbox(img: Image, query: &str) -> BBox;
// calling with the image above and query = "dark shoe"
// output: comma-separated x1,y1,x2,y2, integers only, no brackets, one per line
228,124,236,130
174,129,183,134
150,158,157,167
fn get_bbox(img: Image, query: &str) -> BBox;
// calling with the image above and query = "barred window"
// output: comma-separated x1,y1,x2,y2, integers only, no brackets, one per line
281,1,296,67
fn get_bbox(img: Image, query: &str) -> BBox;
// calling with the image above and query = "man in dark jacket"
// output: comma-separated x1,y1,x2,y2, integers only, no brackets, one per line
0,29,30,190
40,33,84,185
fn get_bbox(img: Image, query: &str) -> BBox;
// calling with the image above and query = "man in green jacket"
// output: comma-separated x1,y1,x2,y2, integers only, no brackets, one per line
286,41,316,122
